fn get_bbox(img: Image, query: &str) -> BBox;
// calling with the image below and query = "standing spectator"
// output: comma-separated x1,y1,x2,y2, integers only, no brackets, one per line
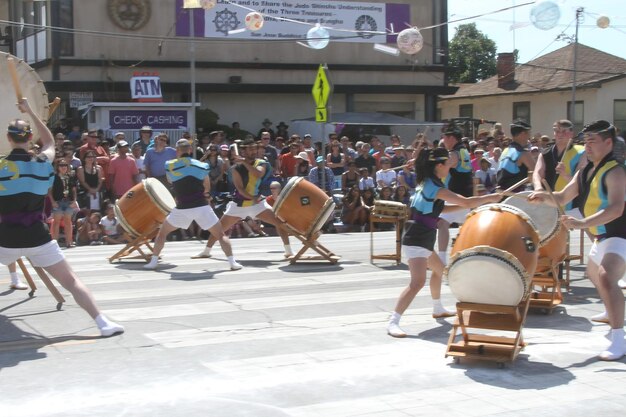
372,139,392,170
474,158,497,193
60,140,81,170
295,152,310,177
340,135,358,161
257,118,275,140
308,156,334,195
49,159,78,248
488,147,502,171
259,131,279,174
275,121,289,140
385,134,402,156
375,157,397,188
279,141,302,179
67,125,82,147
137,125,153,155
390,146,407,168
131,142,146,180
470,148,485,172
78,129,110,188
109,132,126,154
76,150,104,215
108,140,139,199
326,140,345,188
355,143,376,175
302,134,317,165
144,133,176,188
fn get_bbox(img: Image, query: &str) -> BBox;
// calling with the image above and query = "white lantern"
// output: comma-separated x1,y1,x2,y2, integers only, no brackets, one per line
597,16,610,29
245,12,264,32
306,25,330,50
396,28,423,55
530,1,561,31
199,0,217,10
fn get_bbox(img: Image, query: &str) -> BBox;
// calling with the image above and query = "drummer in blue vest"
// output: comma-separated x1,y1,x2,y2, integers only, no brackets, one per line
529,120,626,361
0,99,123,337
496,119,537,191
144,138,242,270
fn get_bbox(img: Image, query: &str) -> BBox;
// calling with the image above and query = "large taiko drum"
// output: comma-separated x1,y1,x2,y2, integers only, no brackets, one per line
447,204,540,306
0,52,49,157
273,177,335,238
114,178,175,238
504,191,567,266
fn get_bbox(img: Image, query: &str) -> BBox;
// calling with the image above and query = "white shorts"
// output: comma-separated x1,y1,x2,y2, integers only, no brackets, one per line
565,208,583,219
402,245,432,260
439,207,469,225
588,237,626,265
166,206,219,230
0,240,65,268
223,200,271,219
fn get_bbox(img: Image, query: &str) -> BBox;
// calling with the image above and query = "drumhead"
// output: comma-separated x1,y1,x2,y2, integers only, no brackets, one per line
272,176,301,215
504,191,559,246
0,53,49,157
469,203,540,235
143,178,175,214
447,246,530,306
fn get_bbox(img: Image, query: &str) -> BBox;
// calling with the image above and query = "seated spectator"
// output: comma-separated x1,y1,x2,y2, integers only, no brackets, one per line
378,186,393,201
308,156,334,195
342,161,359,192
375,157,397,188
358,167,375,190
390,146,407,168
393,185,411,205
295,151,310,177
341,185,369,231
100,205,126,244
397,163,417,194
77,212,105,246
326,140,346,183
474,157,497,193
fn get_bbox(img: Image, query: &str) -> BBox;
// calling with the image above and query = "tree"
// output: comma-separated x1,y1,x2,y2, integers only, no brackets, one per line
448,23,497,83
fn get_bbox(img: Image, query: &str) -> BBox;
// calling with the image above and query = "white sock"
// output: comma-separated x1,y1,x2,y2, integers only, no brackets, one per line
200,247,212,256
95,314,124,337
284,244,293,256
389,311,402,324
227,256,237,265
9,272,19,284
95,314,112,329
438,251,447,264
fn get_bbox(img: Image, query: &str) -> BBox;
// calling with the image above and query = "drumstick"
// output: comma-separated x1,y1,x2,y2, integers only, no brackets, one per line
559,138,573,163
541,178,565,216
233,142,239,156
7,57,23,102
502,177,529,195
498,191,528,199
48,97,61,119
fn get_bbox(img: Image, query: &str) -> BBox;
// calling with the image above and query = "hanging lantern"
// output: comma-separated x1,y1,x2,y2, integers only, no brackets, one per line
306,25,330,50
597,16,610,29
199,0,217,10
245,12,264,31
396,27,423,55
529,1,561,31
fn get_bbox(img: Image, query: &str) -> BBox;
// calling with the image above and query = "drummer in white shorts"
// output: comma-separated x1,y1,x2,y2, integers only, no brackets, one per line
145,139,241,270
194,138,293,259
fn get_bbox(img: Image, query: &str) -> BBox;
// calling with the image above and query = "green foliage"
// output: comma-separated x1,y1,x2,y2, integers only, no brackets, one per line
195,108,251,139
448,23,497,83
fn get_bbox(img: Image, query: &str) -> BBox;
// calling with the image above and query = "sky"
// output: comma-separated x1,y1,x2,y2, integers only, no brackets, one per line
447,0,626,63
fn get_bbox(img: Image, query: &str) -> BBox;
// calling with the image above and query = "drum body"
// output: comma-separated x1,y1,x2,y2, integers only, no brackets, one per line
372,200,408,219
0,53,49,157
504,191,567,266
273,177,335,237
448,204,540,306
114,178,175,237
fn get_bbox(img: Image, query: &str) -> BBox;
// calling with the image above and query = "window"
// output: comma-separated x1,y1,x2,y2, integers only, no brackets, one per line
567,101,584,133
459,104,473,118
614,100,626,136
512,102,530,124
58,0,74,56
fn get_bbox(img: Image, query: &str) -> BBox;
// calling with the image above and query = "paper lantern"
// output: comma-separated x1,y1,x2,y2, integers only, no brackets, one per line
530,1,561,31
306,25,330,50
597,16,610,29
245,12,264,31
199,0,217,10
396,27,423,55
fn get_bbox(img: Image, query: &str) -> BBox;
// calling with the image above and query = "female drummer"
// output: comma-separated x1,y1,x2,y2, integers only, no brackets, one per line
387,147,502,337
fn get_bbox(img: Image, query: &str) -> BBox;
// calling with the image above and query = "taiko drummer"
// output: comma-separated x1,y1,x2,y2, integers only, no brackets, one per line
387,148,501,338
144,139,242,270
0,99,123,337
529,121,626,361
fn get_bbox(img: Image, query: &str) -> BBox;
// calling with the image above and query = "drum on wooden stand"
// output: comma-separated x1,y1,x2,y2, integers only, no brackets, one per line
504,191,567,268
0,52,49,157
273,177,335,238
114,178,175,238
447,204,540,306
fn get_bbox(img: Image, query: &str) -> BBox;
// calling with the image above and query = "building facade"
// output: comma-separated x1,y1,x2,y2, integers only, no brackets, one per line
2,0,456,138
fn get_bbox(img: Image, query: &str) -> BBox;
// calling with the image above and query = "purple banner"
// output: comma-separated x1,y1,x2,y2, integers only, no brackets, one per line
109,110,188,130
385,4,410,44
175,0,206,37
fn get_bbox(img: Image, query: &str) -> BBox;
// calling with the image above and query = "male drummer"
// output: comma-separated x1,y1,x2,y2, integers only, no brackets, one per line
0,99,123,337
436,126,473,267
496,119,536,191
532,119,586,216
144,139,242,270
529,120,626,361
194,138,293,259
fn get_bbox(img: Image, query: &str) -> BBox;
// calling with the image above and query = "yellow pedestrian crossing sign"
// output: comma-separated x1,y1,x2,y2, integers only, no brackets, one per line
312,64,332,108
316,107,328,123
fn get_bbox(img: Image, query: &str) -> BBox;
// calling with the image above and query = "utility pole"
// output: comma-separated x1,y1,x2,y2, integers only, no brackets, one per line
570,7,583,122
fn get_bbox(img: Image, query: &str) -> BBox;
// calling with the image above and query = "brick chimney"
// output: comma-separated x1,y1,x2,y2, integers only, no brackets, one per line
497,53,515,88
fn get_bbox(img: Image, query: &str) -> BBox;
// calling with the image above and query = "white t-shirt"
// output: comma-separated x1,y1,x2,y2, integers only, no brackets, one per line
100,216,119,236
376,169,397,187
135,155,146,180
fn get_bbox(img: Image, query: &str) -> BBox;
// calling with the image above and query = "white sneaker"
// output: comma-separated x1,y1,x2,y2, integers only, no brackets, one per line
591,311,609,324
100,322,125,337
10,281,28,290
599,337,626,361
191,250,212,259
230,261,243,271
433,307,456,319
387,322,407,338
144,258,158,270
618,279,626,289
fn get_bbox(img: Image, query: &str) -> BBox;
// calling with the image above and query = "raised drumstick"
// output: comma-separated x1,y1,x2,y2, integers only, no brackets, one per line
541,178,565,216
502,177,529,195
7,57,23,102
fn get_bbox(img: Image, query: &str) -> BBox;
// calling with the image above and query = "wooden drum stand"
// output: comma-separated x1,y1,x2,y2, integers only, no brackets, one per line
16,258,65,310
108,226,159,263
282,223,340,265
369,201,408,265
